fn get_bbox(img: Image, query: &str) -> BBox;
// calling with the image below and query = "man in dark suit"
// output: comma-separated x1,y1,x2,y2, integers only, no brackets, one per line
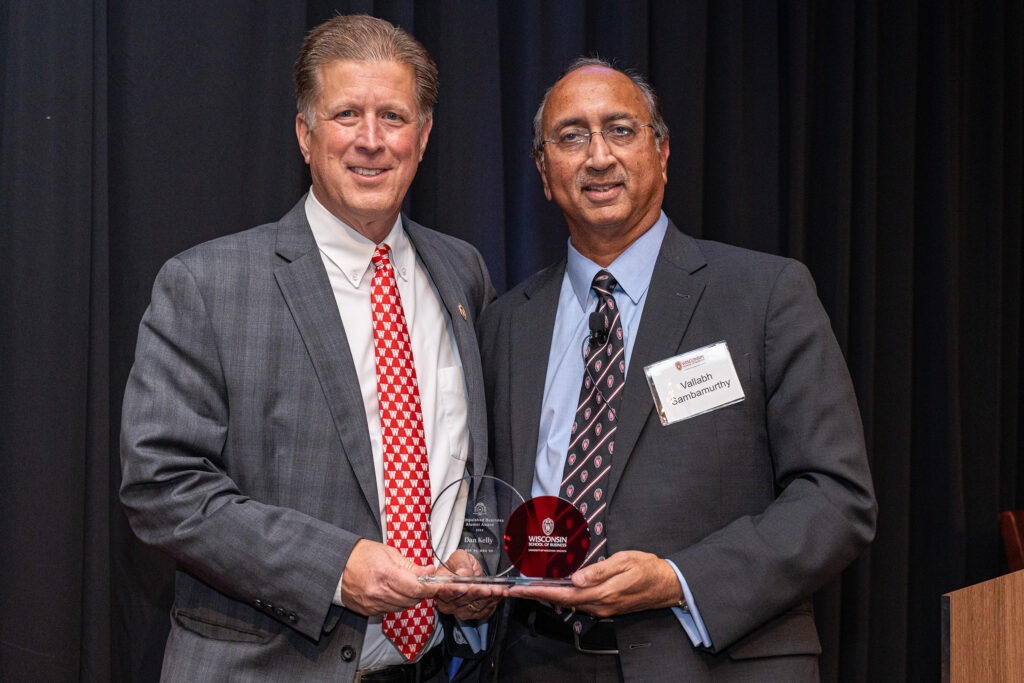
121,15,500,682
479,58,877,680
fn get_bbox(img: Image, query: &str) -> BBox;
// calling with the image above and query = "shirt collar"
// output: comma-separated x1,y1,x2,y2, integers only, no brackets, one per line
566,211,669,310
304,188,412,288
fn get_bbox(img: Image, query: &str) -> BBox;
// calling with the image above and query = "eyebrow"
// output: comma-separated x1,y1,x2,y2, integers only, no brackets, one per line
549,111,641,131
322,99,415,115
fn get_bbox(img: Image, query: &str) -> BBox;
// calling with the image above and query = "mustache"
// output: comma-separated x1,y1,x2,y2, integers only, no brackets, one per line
578,172,626,188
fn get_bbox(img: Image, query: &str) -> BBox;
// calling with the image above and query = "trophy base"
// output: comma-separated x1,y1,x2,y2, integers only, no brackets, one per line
418,574,575,586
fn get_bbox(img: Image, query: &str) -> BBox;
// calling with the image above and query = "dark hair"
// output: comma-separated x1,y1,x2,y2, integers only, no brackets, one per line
295,14,438,128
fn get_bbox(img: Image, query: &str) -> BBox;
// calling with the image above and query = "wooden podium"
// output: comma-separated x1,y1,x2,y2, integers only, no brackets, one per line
942,569,1024,682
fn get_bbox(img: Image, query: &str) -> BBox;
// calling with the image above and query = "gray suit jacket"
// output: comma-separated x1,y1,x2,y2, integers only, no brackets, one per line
479,221,876,680
120,197,494,681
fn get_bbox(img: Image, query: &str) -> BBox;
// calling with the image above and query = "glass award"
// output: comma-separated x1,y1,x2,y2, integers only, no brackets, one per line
420,474,590,586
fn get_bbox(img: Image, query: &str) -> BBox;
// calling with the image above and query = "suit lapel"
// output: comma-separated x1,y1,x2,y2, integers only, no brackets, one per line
609,224,709,496
404,218,489,479
509,263,564,496
273,200,382,527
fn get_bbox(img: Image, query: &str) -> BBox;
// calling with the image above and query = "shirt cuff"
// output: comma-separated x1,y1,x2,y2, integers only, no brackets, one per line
664,558,713,648
334,573,344,607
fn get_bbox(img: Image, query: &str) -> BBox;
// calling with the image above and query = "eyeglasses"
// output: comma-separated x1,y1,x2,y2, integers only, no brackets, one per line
542,122,656,153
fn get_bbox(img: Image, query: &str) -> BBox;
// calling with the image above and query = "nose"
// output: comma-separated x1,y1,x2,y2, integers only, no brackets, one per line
585,130,615,169
356,117,385,151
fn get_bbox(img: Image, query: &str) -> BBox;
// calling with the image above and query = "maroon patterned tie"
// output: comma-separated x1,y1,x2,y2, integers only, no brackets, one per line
560,270,625,569
371,244,434,660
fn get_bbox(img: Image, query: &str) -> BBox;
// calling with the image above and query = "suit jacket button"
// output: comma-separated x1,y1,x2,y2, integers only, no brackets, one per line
287,612,298,623
341,646,356,662
254,599,264,609
274,607,285,618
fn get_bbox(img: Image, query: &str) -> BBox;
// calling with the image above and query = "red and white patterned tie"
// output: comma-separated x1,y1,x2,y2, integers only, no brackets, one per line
371,243,434,661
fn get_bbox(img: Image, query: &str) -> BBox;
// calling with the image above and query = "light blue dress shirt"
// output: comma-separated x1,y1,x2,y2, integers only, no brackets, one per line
532,212,712,648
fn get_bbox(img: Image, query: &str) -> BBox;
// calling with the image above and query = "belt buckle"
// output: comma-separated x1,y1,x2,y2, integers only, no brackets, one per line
572,618,619,655
354,648,441,682
352,662,411,683
353,668,399,683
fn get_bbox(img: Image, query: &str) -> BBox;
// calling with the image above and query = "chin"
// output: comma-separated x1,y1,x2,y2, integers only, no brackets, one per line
582,208,631,228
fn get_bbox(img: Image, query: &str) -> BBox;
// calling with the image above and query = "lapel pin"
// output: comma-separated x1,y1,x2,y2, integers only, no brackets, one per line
458,304,467,321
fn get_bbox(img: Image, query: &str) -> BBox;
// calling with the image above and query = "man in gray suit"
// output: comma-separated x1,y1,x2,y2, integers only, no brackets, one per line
480,58,877,680
121,15,500,682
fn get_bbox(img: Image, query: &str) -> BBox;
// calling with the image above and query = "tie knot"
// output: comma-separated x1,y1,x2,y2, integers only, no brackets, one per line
591,270,618,297
372,244,393,271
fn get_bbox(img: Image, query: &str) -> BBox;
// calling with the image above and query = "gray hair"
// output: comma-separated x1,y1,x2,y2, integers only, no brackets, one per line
294,14,439,128
531,57,669,157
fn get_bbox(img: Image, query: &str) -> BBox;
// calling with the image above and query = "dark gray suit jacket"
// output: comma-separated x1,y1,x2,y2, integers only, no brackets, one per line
120,197,494,681
479,221,876,680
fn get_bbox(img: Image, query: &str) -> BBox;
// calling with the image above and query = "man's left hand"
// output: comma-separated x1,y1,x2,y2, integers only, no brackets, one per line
432,549,506,621
507,550,682,618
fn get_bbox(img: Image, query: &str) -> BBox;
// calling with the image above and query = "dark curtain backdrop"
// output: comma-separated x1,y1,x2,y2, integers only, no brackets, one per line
1,1,1021,681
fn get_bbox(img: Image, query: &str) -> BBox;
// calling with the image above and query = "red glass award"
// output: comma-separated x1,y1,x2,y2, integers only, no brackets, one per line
421,475,590,585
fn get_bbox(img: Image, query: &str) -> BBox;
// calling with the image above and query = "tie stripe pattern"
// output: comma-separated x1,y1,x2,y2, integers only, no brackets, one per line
371,244,434,661
559,270,626,635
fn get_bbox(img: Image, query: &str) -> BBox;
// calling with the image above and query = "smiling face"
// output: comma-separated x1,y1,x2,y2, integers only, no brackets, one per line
536,66,669,264
296,59,432,242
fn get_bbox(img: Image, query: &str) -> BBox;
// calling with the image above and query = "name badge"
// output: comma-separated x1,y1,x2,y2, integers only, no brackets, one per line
643,341,745,426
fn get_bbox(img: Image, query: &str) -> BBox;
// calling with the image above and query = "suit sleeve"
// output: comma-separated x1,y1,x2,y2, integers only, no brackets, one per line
119,256,356,641
671,260,877,652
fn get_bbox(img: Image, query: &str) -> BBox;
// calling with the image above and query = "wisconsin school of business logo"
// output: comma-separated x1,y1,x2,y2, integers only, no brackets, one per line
542,517,555,535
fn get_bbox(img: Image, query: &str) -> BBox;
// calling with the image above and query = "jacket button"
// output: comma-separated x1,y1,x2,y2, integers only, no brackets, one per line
287,612,298,623
254,599,264,609
341,646,356,662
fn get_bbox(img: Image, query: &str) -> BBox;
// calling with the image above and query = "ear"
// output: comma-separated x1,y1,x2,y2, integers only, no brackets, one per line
417,115,434,161
658,135,670,185
534,153,553,201
295,113,312,163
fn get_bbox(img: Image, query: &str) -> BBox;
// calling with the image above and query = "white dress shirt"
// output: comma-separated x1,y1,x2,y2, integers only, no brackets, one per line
305,189,470,668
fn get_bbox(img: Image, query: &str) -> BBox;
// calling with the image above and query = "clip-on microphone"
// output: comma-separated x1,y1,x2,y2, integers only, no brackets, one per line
589,312,609,346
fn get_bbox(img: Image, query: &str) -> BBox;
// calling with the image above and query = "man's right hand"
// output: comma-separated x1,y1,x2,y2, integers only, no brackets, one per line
340,539,436,617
